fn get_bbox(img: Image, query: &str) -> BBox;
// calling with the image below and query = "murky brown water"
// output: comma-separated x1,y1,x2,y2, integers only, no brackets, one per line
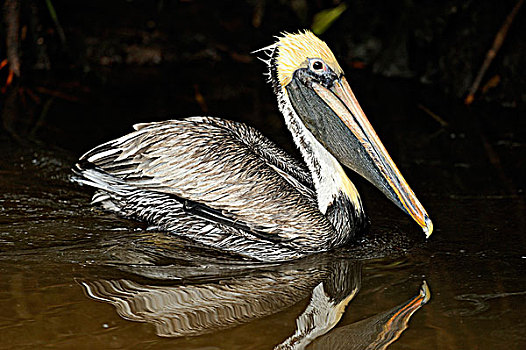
1,61,525,349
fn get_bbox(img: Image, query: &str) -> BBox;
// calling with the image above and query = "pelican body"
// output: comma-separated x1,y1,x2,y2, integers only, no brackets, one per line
73,31,432,262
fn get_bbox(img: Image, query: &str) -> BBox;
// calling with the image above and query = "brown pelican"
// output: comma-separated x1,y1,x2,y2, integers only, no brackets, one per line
73,31,432,262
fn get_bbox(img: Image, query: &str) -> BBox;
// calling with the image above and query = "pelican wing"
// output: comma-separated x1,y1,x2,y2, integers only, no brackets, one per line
75,117,335,250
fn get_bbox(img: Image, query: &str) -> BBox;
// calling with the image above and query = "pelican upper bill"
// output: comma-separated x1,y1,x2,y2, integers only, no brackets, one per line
73,30,432,262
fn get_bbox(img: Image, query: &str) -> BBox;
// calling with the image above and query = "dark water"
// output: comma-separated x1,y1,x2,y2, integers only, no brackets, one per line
1,61,525,349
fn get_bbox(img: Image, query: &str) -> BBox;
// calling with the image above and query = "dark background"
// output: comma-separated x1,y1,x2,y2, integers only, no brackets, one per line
1,0,524,148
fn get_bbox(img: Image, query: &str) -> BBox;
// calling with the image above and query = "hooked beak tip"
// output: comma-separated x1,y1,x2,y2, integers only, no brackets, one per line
422,215,433,238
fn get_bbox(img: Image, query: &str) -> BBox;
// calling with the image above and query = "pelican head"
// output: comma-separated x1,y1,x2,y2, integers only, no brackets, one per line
258,31,433,237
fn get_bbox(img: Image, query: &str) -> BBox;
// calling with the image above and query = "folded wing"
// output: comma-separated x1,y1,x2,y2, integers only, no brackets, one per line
74,117,337,259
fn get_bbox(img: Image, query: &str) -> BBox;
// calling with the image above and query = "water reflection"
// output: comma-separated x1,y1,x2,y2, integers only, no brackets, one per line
306,281,430,350
79,241,430,349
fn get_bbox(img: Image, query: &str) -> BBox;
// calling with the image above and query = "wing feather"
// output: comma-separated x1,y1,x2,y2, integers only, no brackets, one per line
75,117,336,249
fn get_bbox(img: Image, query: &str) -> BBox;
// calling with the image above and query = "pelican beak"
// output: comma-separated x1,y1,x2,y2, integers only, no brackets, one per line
286,73,433,237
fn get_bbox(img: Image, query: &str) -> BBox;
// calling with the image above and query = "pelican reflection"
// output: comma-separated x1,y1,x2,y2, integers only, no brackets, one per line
79,254,429,348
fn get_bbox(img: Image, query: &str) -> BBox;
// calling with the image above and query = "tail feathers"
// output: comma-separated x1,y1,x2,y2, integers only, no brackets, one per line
72,164,139,214
72,165,134,196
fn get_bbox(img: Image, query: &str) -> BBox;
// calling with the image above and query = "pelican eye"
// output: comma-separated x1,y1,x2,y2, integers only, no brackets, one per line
310,59,326,72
